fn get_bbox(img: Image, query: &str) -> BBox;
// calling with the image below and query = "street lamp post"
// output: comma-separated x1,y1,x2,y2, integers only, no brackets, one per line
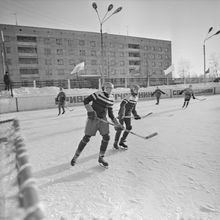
92,2,122,83
203,27,220,77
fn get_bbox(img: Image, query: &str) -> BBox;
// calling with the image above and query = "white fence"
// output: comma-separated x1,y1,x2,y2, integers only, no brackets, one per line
1,83,220,114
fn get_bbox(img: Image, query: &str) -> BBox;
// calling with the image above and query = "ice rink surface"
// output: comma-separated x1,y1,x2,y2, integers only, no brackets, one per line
1,95,220,220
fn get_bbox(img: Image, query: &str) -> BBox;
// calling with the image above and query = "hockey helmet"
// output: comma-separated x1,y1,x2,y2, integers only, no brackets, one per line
130,84,140,95
102,82,114,94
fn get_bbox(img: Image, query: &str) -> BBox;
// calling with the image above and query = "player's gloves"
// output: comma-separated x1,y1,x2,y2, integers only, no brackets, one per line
193,96,196,99
113,118,124,131
134,115,141,120
87,111,97,120
118,114,124,121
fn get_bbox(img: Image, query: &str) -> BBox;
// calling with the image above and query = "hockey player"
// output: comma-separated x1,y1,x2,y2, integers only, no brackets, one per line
113,84,141,150
56,87,66,116
70,82,122,168
151,86,166,105
180,84,195,108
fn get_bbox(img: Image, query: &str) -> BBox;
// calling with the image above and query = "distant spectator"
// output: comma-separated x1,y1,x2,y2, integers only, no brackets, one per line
4,71,10,91
3,71,13,97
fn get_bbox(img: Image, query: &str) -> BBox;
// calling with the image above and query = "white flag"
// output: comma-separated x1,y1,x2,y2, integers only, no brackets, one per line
164,64,174,75
70,62,85,74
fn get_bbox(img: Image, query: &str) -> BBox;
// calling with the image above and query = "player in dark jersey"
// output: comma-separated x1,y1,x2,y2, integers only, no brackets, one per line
113,84,141,150
70,82,121,168
180,84,195,108
151,86,166,105
56,87,66,116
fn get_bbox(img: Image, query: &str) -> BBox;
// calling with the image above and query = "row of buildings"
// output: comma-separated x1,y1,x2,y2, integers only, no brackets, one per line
0,23,172,88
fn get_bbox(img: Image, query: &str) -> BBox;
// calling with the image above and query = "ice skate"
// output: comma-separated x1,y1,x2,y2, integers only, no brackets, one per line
98,156,108,168
119,141,128,150
113,142,120,150
70,157,77,166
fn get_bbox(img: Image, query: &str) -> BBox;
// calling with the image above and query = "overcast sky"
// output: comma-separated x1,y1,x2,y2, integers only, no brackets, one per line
0,0,220,77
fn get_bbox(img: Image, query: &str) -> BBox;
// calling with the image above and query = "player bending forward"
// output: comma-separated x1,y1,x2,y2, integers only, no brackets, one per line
180,84,196,108
113,84,141,150
70,82,122,168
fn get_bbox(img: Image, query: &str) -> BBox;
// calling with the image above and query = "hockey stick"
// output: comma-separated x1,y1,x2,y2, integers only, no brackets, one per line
122,112,153,119
96,117,158,140
195,97,206,101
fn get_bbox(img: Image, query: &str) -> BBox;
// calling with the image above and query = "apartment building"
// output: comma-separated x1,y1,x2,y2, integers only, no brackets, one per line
0,24,172,87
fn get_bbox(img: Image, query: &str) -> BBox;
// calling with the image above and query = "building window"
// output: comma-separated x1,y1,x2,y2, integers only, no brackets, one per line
110,51,115,57
45,70,53,75
128,52,140,57
128,44,140,49
57,49,63,55
129,60,140,65
79,40,85,46
119,61,125,66
119,52,124,57
110,69,117,75
129,68,139,74
56,38,62,45
79,50,86,56
91,60,97,65
120,69,126,75
110,43,115,48
148,53,155,59
19,58,38,64
5,36,11,42
68,39,74,46
157,54,162,59
110,60,116,66
18,47,37,54
45,59,52,65
20,68,39,74
57,59,64,65
6,47,11,53
68,48,74,55
44,38,50,44
17,36,37,42
90,41,96,47
44,48,51,55
7,59,12,65
119,44,124,49
91,50,97,56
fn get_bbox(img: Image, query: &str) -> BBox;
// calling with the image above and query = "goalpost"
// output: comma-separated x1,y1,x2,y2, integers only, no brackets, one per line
0,119,44,220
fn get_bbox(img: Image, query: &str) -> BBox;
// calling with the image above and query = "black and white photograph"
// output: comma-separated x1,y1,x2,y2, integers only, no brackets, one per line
0,0,220,219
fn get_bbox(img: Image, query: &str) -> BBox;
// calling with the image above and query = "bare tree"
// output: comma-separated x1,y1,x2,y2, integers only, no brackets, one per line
209,53,220,77
177,59,192,79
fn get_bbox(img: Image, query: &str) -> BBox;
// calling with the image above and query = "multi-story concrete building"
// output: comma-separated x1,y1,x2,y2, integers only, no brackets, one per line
0,24,172,88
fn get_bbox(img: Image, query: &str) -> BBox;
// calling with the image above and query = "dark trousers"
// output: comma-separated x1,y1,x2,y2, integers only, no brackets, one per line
114,118,131,143
5,84,10,91
58,103,65,114
156,96,160,104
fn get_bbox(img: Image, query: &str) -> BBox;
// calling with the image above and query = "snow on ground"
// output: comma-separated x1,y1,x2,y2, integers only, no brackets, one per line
1,94,220,220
